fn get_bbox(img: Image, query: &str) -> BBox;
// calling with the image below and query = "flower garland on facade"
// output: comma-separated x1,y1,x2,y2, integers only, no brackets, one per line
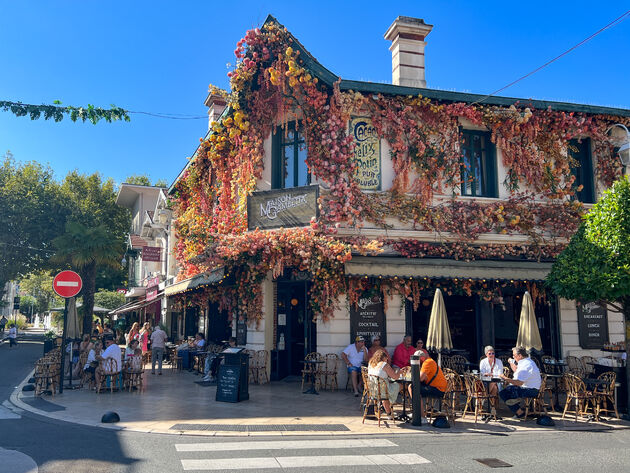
171,18,628,319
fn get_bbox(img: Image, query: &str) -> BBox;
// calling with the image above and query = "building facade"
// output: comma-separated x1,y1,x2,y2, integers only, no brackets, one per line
168,15,630,384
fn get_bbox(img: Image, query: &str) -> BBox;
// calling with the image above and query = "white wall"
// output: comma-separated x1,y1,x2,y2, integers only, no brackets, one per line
559,297,625,358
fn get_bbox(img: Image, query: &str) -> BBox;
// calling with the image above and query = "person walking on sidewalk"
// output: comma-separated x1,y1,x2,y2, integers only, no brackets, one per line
0,316,7,334
150,325,168,375
8,323,18,347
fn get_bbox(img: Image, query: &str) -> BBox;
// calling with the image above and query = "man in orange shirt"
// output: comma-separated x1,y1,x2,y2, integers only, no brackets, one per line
408,351,447,418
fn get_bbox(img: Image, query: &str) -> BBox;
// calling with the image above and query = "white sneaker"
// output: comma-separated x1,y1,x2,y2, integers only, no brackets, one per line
202,375,212,382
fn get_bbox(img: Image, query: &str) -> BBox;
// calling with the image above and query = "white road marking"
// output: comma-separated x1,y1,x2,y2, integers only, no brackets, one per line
0,404,21,419
176,438,396,452
181,453,431,470
0,447,38,472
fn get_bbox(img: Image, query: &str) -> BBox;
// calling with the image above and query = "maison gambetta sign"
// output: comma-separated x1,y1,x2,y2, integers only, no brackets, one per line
577,301,609,349
351,117,381,190
247,185,319,230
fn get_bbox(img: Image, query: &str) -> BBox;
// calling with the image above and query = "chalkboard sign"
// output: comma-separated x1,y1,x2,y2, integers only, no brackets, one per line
216,365,240,403
236,318,247,346
577,301,609,349
350,291,386,347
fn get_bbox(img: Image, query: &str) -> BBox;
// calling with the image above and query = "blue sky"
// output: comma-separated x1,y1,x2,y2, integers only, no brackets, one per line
1,1,628,187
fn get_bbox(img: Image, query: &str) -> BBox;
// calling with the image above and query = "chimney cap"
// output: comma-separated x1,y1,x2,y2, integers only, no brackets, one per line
384,16,433,42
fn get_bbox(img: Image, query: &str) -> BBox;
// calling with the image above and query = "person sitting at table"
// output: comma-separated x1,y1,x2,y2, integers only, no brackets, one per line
368,335,389,362
79,334,91,353
479,345,504,416
408,351,448,419
126,339,140,360
342,336,368,397
95,335,122,388
414,339,429,357
367,349,403,419
499,346,541,418
392,335,416,369
201,337,237,382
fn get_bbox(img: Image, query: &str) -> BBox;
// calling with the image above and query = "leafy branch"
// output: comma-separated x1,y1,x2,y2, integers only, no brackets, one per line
0,100,130,124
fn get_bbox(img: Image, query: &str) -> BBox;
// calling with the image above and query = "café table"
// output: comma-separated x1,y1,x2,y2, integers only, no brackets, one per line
392,377,412,422
300,359,324,395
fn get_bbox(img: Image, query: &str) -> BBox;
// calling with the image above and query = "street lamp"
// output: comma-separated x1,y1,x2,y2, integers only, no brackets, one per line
121,255,127,267
608,123,630,168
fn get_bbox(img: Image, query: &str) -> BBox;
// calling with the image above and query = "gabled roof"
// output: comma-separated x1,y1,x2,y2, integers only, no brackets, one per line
169,14,630,192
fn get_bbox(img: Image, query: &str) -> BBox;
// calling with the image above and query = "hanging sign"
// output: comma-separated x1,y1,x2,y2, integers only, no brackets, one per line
236,316,247,346
142,246,162,262
349,290,386,347
247,185,319,230
577,301,609,349
351,117,381,190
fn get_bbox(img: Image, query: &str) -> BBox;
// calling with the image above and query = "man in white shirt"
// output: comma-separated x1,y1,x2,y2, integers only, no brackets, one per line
95,335,122,387
341,336,367,396
7,324,17,347
150,325,168,375
499,346,541,418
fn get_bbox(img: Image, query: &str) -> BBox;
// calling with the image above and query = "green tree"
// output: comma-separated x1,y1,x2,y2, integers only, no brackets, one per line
94,289,126,310
124,174,168,187
52,222,125,335
18,295,37,320
547,177,630,412
19,271,61,314
0,153,64,290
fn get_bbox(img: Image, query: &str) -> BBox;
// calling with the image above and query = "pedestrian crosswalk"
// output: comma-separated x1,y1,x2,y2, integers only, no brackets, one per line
0,400,22,419
174,438,430,471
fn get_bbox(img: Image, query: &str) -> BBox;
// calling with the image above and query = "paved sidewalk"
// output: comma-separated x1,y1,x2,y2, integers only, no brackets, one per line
11,365,629,437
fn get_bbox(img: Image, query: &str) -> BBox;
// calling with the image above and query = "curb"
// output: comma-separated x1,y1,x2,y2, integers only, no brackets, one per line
9,370,629,438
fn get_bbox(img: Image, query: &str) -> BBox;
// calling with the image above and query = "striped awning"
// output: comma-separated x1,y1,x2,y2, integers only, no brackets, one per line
345,256,552,281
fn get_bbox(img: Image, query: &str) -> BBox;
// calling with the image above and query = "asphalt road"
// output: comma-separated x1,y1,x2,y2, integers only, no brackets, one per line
1,331,630,473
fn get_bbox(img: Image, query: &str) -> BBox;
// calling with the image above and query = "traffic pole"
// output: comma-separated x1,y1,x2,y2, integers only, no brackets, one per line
59,297,69,394
410,354,423,426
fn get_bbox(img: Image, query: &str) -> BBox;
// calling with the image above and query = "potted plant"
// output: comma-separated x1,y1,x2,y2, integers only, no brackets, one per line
43,330,57,354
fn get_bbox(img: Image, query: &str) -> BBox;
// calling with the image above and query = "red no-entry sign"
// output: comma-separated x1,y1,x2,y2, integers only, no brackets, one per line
53,270,83,298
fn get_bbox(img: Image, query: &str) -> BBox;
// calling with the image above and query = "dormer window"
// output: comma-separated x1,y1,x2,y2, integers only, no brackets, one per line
272,121,309,189
460,130,497,198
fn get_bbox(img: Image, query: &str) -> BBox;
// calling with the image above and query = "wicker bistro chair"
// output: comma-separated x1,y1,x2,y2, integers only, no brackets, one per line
441,367,466,415
97,358,120,394
522,373,552,420
255,350,269,384
362,374,396,427
565,356,585,377
360,366,370,407
594,371,620,420
300,352,323,391
245,349,258,383
34,359,60,396
322,353,339,391
124,355,144,392
581,356,597,376
76,352,89,387
425,372,457,423
462,374,496,423
449,355,469,375
562,373,595,421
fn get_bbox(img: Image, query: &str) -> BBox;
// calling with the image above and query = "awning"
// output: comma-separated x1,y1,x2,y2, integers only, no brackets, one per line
345,256,552,281
164,268,225,297
109,294,164,315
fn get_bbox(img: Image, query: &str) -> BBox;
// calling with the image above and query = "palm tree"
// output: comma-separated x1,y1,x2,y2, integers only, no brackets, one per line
52,221,124,335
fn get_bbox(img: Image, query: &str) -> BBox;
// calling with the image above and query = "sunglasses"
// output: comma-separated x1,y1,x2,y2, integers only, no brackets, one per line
487,352,495,355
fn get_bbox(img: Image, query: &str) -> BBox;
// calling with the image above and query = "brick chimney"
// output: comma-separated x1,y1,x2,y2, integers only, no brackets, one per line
204,93,227,130
384,16,433,88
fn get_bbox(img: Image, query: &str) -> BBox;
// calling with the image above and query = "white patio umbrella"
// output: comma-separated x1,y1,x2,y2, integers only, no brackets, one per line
516,291,542,351
65,297,81,340
426,288,453,366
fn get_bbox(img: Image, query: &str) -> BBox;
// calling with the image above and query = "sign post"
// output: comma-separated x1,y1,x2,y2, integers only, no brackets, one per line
53,271,83,394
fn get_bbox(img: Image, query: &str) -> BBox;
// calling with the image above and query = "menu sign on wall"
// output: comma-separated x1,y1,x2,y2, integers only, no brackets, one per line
350,117,381,190
247,185,319,230
577,301,609,349
350,291,386,347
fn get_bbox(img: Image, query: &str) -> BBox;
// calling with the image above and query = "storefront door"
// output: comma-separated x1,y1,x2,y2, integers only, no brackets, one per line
276,281,316,377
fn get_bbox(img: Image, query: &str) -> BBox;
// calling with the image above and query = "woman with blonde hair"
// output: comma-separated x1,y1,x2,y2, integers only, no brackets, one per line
126,322,140,345
367,349,403,418
139,322,151,353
